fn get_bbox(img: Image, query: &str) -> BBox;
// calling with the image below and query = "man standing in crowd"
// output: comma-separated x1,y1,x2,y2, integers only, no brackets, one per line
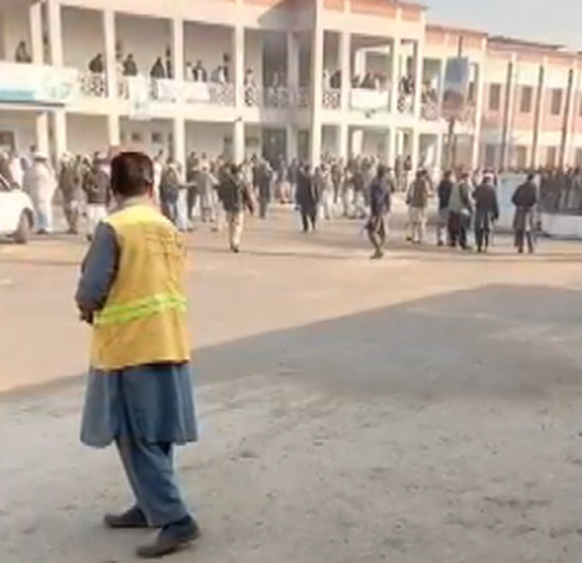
217,163,255,253
59,153,82,235
83,154,110,241
406,170,431,244
23,151,57,235
296,164,319,233
512,172,538,254
159,160,181,225
77,151,198,559
473,173,499,253
436,170,454,246
447,171,473,250
257,159,273,220
366,165,391,260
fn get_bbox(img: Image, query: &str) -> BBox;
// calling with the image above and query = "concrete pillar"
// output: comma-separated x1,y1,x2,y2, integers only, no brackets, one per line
47,0,63,66
233,119,245,164
172,18,184,84
435,132,444,171
386,127,396,167
173,117,186,176
287,32,299,90
29,2,44,65
52,110,67,160
339,30,351,112
108,114,120,147
354,49,366,77
390,37,402,113
286,124,298,162
471,50,486,170
35,112,49,155
561,66,576,167
500,54,518,170
103,10,117,98
233,25,245,110
309,5,324,166
351,129,363,156
411,128,420,171
412,38,424,119
531,61,546,169
338,123,349,160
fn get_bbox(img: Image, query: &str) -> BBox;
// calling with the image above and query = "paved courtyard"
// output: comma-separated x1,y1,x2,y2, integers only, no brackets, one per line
1,208,581,562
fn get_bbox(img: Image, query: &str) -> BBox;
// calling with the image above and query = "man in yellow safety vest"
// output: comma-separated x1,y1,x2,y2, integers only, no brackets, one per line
76,151,199,559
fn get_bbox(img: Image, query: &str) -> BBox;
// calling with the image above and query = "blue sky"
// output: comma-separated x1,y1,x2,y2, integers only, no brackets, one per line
425,0,582,49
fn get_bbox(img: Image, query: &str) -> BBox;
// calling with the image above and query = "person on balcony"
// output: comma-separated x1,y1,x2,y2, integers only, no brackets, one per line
89,53,105,74
330,70,341,89
211,64,227,85
165,46,173,79
192,60,208,82
15,40,32,63
150,57,166,79
123,54,139,77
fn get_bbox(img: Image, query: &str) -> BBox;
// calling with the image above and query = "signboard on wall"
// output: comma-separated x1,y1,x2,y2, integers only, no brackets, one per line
442,57,470,120
0,63,78,105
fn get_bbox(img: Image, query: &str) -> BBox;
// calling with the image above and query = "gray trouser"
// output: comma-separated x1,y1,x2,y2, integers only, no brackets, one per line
116,437,190,527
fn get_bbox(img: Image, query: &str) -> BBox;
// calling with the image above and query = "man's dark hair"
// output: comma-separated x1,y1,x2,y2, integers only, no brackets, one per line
377,165,386,178
526,172,535,182
110,151,154,198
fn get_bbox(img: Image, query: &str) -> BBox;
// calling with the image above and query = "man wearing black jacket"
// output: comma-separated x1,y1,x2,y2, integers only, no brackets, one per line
296,164,319,232
436,170,454,246
473,174,499,253
512,173,538,254
218,164,255,253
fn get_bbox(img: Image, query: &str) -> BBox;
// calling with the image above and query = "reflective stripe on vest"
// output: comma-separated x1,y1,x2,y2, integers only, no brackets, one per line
94,293,187,327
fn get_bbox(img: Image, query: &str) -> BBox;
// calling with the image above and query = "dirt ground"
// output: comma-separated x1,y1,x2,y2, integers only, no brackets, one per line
1,208,581,562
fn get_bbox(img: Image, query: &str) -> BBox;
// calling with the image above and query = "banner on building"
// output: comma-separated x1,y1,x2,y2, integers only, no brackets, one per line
350,89,390,113
126,76,152,120
442,57,470,120
0,63,79,106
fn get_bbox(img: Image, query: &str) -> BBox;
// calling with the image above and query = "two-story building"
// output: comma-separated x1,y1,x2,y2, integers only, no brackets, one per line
0,0,580,172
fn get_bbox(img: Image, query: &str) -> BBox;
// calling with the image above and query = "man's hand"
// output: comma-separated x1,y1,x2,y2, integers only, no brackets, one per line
78,307,94,325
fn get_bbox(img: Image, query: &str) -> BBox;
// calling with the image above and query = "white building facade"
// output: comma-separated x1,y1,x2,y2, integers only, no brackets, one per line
0,0,580,171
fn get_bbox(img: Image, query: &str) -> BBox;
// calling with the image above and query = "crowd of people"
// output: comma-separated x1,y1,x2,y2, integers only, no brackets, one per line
1,144,575,258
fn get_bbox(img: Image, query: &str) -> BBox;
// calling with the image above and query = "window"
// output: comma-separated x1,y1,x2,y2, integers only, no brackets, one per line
546,146,558,167
520,86,533,113
575,148,582,167
467,81,476,103
550,89,563,115
484,144,497,168
489,84,501,111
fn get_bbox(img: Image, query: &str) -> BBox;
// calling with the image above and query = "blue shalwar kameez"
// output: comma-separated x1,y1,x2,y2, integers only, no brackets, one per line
77,221,198,530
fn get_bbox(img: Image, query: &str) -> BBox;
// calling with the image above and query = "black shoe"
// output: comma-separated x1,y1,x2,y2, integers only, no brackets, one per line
370,250,384,260
136,516,201,559
230,245,240,254
104,506,149,529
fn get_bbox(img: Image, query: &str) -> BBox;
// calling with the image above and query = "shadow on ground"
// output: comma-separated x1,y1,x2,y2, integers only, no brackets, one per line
2,284,581,404
196,284,582,402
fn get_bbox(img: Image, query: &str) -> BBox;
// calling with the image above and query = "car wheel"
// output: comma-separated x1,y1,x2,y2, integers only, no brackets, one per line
14,211,31,244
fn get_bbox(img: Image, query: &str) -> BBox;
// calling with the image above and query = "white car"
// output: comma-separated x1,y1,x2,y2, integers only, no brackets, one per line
0,173,35,243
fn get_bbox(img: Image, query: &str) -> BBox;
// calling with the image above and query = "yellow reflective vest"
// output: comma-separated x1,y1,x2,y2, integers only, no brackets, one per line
91,203,190,370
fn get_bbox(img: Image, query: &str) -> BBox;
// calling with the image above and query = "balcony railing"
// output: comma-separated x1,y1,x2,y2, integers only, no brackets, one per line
244,85,306,109
421,99,440,121
350,88,390,114
322,88,341,110
397,93,414,114
79,71,107,98
183,82,235,106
